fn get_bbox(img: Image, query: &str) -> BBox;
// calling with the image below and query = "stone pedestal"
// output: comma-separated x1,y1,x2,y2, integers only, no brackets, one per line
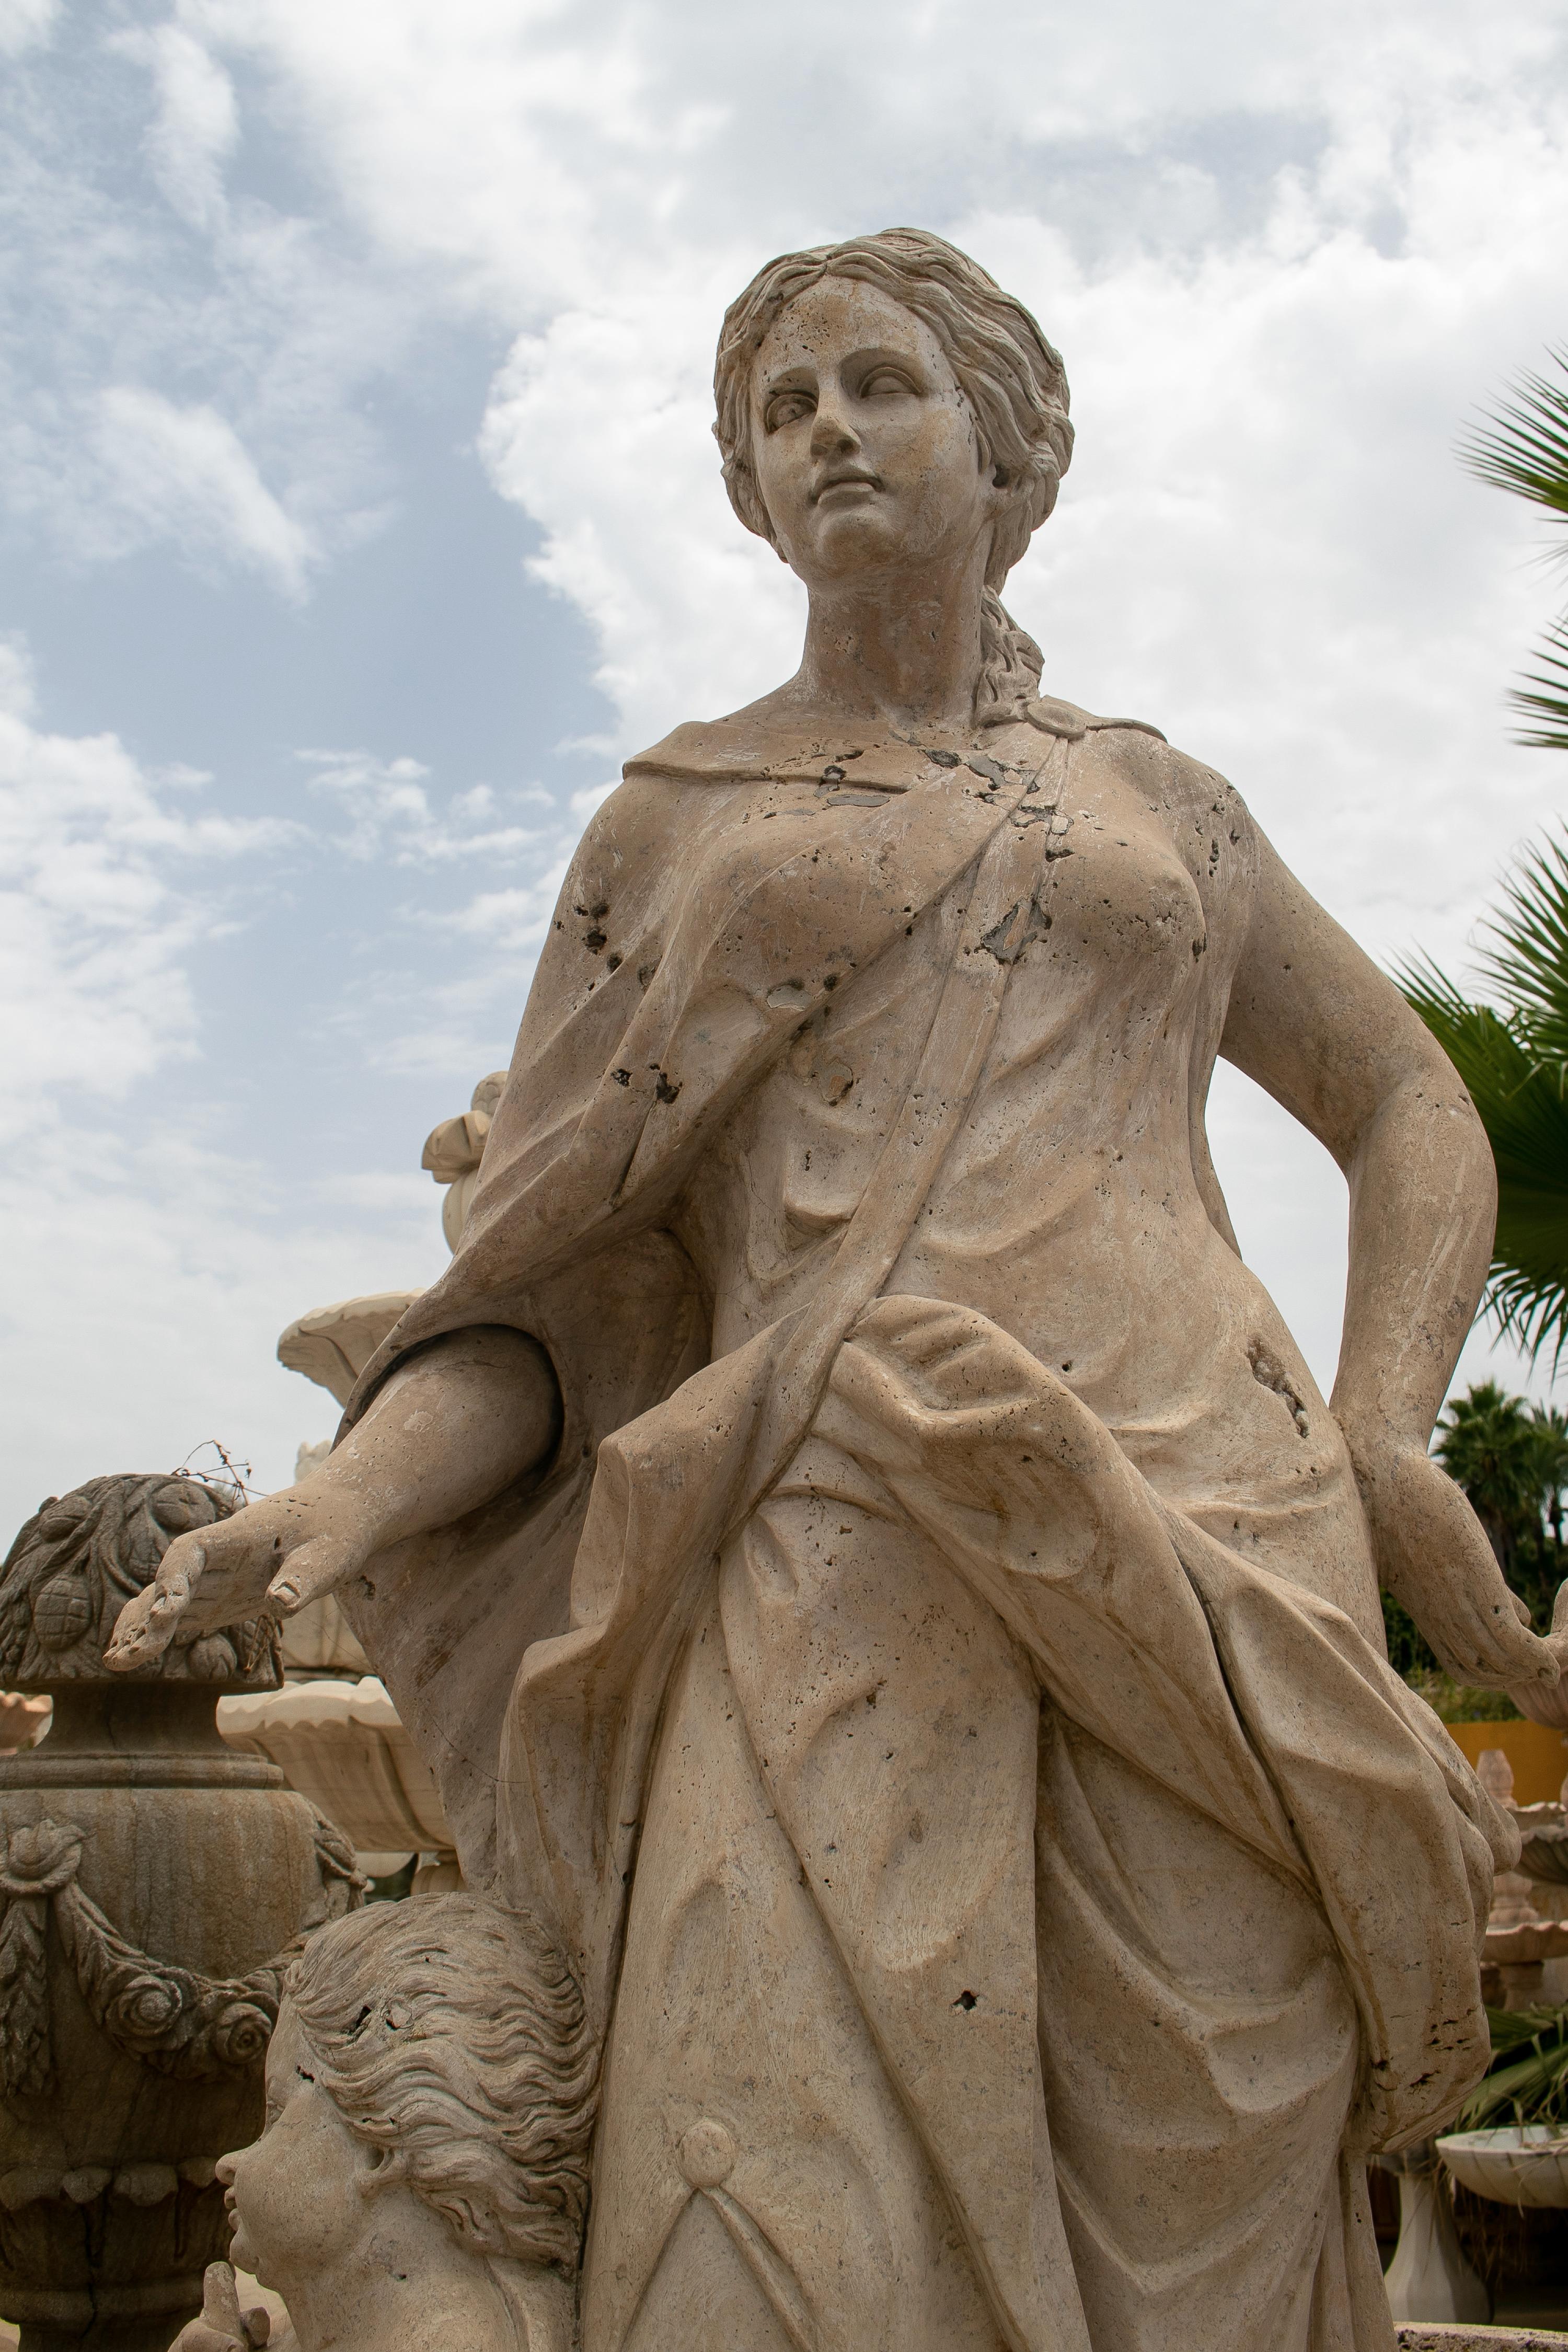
0,1474,361,2351
0,1690,344,2349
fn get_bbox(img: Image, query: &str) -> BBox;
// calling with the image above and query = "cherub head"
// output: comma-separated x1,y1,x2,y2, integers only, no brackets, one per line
215,1894,597,2352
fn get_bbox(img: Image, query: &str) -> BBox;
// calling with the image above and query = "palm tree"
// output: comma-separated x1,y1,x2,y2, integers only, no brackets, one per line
1534,1402,1568,1549
1459,345,1568,748
1401,834,1568,1368
1434,1380,1554,1575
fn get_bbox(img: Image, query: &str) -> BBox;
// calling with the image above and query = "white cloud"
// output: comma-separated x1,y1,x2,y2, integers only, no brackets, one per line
300,747,553,864
0,0,55,58
0,640,294,1143
0,1121,449,1523
0,648,460,1531
90,387,320,597
111,21,239,230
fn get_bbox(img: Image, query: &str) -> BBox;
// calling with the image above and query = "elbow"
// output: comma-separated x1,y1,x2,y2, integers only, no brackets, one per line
1357,1057,1497,1224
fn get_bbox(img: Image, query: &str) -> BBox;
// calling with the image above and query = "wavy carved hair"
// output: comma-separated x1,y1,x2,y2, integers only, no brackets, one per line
713,226,1074,716
286,1894,597,2274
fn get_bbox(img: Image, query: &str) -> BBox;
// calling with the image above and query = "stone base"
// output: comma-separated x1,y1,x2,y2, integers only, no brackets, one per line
1398,2328,1568,2348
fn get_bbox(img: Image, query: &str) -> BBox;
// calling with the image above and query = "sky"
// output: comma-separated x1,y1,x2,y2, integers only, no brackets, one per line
2,0,1567,1537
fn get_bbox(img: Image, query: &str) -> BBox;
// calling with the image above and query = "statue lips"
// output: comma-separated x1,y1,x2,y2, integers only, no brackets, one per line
812,466,882,505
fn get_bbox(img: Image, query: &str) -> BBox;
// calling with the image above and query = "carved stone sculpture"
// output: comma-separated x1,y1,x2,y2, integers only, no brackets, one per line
167,1894,595,2352
106,229,1562,2350
0,1477,361,2352
422,1071,509,1252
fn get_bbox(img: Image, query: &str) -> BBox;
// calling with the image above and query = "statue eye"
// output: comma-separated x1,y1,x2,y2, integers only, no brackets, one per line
861,367,915,398
765,389,815,432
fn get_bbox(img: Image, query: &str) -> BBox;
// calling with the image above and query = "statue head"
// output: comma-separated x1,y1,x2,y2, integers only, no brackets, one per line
713,227,1074,712
218,1894,597,2351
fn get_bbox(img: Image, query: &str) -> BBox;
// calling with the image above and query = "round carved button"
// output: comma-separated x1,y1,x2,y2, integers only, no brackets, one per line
678,2118,737,2189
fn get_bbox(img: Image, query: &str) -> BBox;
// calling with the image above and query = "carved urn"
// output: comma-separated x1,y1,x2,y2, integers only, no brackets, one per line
0,1475,362,2352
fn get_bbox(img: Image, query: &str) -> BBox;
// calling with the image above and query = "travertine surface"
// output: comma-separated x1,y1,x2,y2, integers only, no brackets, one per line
109,228,1567,2350
167,1896,593,2352
0,1475,360,2349
1397,2332,1568,2349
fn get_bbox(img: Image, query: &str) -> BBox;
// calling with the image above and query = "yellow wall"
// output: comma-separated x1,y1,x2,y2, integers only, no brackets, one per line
1446,1718,1568,1806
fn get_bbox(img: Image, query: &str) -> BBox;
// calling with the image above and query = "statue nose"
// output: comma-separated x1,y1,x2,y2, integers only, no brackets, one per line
810,406,859,458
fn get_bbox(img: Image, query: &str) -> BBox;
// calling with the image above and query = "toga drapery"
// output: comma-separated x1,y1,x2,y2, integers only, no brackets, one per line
340,696,1512,2352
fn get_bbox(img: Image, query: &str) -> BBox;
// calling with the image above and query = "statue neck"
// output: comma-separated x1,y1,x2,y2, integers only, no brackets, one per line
789,536,990,732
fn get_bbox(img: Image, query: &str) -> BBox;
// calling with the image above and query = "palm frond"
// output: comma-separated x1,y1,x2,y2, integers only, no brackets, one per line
1511,612,1568,753
1473,829,1568,1054
1461,2005,1568,2131
1399,946,1568,1371
1459,348,1568,529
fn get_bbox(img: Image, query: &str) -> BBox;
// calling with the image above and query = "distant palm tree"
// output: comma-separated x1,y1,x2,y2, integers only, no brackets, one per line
1459,345,1568,748
1536,1403,1568,1549
1435,1380,1564,1575
1401,833,1568,1368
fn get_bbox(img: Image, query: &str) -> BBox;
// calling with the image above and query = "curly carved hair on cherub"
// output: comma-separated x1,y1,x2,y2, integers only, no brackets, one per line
285,1893,598,2273
712,225,1075,716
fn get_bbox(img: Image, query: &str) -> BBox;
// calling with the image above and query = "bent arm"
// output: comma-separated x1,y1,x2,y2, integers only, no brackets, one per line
106,1326,560,1669
1222,832,1494,1448
1221,831,1553,1688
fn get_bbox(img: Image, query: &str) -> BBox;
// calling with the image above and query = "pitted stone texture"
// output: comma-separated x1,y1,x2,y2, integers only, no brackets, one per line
105,227,1552,2350
1398,2330,1568,2349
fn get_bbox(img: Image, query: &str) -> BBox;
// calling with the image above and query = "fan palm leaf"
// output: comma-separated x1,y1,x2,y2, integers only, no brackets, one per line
1399,835,1568,1369
1460,349,1568,525
1513,613,1568,753
1469,829,1568,1064
1459,345,1568,750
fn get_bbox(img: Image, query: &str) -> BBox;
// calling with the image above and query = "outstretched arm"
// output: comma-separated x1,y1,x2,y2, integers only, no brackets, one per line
105,1325,560,1671
1222,827,1557,1692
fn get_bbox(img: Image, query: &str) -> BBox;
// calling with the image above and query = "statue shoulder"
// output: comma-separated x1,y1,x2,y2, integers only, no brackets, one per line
1025,693,1253,839
625,709,788,782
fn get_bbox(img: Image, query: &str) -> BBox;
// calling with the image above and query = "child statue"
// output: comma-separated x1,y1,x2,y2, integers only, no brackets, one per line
168,1894,596,2352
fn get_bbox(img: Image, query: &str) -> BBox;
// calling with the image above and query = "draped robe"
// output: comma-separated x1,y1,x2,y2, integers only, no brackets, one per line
342,696,1513,2352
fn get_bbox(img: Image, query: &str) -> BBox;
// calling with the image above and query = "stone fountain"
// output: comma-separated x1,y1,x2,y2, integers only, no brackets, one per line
0,1474,361,2352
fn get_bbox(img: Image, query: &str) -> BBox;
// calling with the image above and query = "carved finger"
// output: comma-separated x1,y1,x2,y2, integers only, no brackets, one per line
265,1538,351,1617
200,2263,246,2339
241,2309,271,2348
146,1557,197,1624
103,1587,175,1669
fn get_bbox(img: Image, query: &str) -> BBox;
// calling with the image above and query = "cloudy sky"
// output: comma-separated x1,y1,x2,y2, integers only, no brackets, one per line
2,0,1566,1536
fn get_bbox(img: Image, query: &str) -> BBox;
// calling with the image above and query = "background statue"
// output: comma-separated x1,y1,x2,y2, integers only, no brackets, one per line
109,227,1557,2351
169,1893,595,2352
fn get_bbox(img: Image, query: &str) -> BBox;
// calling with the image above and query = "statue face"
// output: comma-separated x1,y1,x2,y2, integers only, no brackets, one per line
748,276,1004,586
221,2005,374,2286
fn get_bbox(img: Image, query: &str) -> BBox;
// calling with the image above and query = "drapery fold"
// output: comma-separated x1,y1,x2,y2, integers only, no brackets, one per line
331,699,1513,2350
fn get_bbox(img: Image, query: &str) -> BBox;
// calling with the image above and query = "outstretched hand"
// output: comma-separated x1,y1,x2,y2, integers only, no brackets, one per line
1347,1431,1559,1691
103,1479,368,1671
168,2263,272,2352
104,1325,561,1673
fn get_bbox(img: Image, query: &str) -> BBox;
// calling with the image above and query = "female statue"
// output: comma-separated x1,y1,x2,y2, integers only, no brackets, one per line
111,228,1557,2352
167,1894,595,2352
